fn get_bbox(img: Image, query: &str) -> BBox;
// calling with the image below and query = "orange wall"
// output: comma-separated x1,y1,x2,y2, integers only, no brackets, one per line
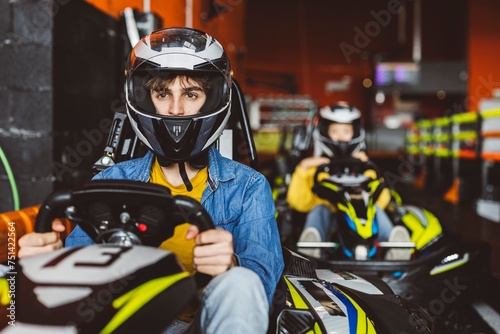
244,0,467,124
84,0,247,85
84,0,186,27
468,0,500,111
245,0,394,111
82,0,500,114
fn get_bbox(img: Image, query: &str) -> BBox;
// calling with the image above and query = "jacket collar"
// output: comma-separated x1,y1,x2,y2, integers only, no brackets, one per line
136,151,154,182
206,147,236,191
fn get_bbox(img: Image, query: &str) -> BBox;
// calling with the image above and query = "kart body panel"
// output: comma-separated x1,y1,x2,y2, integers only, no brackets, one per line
276,250,434,334
2,245,196,333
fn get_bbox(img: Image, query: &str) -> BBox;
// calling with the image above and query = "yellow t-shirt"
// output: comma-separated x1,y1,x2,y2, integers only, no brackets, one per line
149,158,208,274
149,158,208,323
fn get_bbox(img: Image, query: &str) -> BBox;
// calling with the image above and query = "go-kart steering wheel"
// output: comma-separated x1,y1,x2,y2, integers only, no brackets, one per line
314,157,380,180
312,157,382,202
34,179,215,287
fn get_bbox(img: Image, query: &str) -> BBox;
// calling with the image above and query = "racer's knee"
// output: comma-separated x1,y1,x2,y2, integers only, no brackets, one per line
199,267,268,334
305,204,334,239
310,204,331,215
205,267,267,307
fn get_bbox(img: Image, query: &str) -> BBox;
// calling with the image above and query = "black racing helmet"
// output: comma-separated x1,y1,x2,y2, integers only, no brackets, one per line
125,27,232,167
313,102,365,158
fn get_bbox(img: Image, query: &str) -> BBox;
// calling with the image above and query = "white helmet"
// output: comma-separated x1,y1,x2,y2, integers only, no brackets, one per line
313,102,365,158
125,27,232,168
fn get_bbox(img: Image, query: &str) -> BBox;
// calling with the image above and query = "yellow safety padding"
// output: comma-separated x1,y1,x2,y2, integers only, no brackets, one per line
401,209,442,250
434,148,451,157
481,108,500,118
406,146,420,154
452,130,477,141
433,117,451,127
433,133,450,142
452,112,478,124
406,134,419,143
420,133,433,141
417,120,433,128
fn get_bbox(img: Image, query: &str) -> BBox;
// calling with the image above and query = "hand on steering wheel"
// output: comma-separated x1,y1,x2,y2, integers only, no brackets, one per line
186,225,237,276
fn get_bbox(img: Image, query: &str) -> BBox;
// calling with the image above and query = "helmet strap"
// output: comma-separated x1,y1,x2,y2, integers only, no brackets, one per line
178,162,193,192
155,150,209,192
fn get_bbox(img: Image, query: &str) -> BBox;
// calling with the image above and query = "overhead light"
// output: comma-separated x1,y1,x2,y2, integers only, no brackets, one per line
375,91,385,104
384,115,402,129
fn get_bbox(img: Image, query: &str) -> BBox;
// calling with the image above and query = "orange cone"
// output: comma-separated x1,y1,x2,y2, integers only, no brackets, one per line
444,178,460,204
414,169,426,189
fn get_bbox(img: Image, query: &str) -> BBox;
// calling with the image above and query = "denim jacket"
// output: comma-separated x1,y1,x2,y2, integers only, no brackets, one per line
65,148,284,305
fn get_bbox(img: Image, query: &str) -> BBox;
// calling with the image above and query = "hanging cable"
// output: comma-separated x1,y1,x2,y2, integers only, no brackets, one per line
0,144,20,211
123,7,140,48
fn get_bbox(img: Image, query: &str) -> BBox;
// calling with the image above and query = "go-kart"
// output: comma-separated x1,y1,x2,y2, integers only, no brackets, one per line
278,248,434,334
1,180,213,333
0,179,434,333
294,157,492,314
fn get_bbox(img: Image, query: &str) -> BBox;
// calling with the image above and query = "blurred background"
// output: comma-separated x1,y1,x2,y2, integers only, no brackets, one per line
1,0,500,282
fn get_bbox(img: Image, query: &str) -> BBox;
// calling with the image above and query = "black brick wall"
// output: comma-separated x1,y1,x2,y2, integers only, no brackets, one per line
0,0,120,213
0,2,10,37
0,0,53,213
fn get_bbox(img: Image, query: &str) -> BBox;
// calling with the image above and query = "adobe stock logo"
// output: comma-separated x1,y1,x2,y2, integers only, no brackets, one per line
339,0,408,64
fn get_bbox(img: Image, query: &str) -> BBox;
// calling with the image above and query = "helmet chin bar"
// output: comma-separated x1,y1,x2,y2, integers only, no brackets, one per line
332,142,352,158
156,150,209,170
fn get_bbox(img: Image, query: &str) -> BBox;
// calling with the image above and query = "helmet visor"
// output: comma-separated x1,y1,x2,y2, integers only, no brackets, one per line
129,68,230,118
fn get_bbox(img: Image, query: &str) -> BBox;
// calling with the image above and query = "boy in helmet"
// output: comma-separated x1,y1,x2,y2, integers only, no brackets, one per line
18,27,283,333
287,102,407,259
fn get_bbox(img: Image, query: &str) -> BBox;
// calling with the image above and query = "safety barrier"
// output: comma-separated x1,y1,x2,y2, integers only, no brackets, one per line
0,205,75,262
477,108,500,222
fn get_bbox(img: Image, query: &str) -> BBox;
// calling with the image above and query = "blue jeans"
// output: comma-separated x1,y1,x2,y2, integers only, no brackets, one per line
163,267,269,334
304,204,393,242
